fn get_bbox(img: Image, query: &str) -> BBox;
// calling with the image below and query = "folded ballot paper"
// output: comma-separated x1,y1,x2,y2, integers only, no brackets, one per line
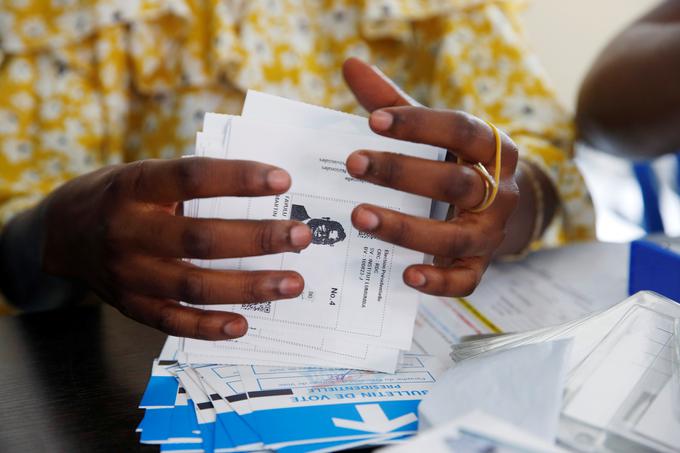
182,90,446,373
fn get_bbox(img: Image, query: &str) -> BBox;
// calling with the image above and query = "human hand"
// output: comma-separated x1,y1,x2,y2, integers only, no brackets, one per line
343,58,519,296
41,158,312,339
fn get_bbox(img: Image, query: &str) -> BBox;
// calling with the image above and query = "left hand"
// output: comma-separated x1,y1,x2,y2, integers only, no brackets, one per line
343,58,519,297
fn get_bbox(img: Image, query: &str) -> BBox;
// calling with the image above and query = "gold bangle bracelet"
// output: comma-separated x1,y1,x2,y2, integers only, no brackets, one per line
500,159,544,262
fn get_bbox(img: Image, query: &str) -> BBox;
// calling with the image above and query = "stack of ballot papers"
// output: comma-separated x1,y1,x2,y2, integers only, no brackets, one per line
445,290,680,453
136,336,447,452
135,91,451,452
183,90,446,373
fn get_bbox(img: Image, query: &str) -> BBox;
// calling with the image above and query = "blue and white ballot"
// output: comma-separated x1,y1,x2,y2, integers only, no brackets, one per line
184,91,446,371
235,353,446,450
137,338,446,451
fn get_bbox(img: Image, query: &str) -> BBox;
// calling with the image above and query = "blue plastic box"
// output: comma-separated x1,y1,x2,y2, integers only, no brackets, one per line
629,237,680,302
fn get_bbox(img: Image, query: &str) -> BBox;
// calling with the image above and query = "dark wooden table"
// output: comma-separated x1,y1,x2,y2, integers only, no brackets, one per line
0,304,378,453
0,303,164,452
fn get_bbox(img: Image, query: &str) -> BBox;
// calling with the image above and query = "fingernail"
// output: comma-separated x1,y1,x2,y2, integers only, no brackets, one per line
278,276,302,296
347,152,370,176
406,270,427,288
223,317,247,337
267,169,291,191
354,207,380,231
370,110,393,131
290,224,311,248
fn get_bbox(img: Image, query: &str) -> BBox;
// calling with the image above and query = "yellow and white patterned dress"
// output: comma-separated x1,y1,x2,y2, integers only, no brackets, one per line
0,0,595,310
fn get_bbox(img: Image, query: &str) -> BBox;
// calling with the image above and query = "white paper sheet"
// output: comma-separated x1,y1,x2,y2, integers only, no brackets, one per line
385,411,566,453
201,116,440,350
455,241,630,333
184,327,400,373
419,339,571,442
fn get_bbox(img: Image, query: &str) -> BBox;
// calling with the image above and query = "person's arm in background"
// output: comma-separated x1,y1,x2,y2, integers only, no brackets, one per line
577,0,680,158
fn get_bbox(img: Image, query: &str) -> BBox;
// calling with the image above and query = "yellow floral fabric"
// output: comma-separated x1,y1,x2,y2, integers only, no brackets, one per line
0,0,594,251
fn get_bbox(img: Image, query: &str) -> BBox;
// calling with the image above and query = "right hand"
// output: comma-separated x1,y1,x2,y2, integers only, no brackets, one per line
41,158,312,340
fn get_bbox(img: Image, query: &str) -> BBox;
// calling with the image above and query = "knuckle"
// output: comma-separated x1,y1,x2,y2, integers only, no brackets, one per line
399,111,423,138
237,162,265,194
453,112,477,147
194,315,212,340
145,216,167,243
442,232,464,257
239,274,260,303
178,158,205,197
181,270,209,302
386,216,411,245
442,167,475,202
100,212,129,253
371,154,401,185
254,222,277,254
128,160,149,199
390,110,407,132
157,305,181,336
181,226,214,258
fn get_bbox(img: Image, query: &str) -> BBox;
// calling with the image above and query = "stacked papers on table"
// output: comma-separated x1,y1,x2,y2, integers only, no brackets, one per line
183,90,445,373
384,411,565,453
447,291,680,453
136,337,447,452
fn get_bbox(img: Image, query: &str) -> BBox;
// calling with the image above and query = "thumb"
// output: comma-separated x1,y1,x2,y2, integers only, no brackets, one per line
342,57,422,112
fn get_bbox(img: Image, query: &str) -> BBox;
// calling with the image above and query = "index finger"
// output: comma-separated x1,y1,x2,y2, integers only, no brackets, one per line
367,107,515,166
123,157,292,203
342,57,416,111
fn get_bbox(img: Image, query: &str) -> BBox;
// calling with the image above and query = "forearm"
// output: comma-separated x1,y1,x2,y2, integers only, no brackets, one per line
0,200,85,312
577,5,680,158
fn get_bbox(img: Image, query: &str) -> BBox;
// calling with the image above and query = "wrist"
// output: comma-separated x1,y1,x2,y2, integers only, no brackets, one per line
495,159,557,259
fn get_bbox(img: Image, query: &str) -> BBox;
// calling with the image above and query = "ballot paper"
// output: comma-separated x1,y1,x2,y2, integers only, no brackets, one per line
235,354,447,450
136,337,445,452
133,85,454,451
182,90,445,371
